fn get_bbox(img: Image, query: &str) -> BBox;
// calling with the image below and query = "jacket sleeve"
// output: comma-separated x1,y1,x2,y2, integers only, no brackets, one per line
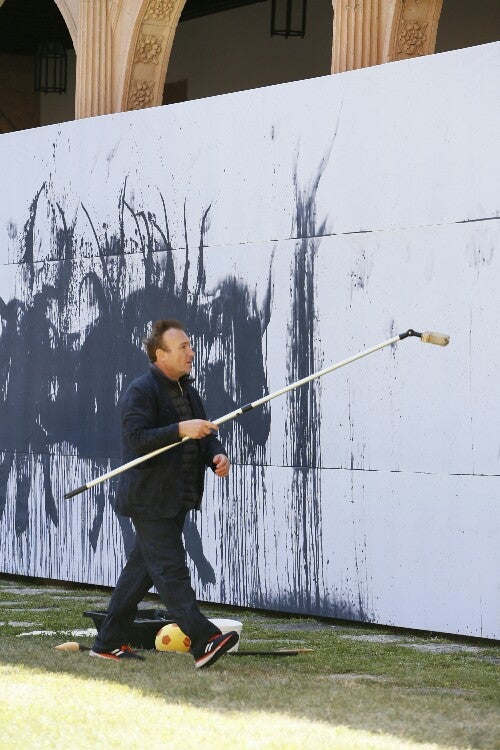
121,382,180,456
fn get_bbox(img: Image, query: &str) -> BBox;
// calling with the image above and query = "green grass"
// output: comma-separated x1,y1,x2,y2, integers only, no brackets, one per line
0,576,499,749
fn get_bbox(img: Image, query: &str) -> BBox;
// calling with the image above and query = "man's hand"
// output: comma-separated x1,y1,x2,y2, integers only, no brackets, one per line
178,419,219,439
213,454,230,477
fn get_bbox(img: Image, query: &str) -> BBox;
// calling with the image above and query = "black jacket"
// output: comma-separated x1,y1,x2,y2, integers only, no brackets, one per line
115,365,227,519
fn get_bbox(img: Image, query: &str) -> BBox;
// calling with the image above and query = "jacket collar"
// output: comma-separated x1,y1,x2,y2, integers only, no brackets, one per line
150,363,194,388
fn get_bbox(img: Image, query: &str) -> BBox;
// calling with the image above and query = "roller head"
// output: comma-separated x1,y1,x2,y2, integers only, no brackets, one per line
399,329,450,346
420,331,450,347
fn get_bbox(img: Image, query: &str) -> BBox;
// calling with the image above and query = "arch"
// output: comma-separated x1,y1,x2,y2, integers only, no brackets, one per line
53,0,78,51
119,0,188,112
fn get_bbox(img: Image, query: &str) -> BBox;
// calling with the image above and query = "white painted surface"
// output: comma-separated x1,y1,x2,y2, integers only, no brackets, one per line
0,42,499,638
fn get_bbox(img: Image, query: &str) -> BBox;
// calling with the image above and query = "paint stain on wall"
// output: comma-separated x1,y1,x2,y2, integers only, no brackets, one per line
0,177,272,584
0,138,369,620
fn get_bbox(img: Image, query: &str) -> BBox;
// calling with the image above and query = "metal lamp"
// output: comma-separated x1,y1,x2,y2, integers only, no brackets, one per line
34,40,68,94
271,0,307,38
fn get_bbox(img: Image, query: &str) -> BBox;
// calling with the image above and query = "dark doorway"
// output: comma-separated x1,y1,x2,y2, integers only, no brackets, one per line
435,0,500,53
0,0,75,132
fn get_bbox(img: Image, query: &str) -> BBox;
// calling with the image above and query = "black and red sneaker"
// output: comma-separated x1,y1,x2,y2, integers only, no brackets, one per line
89,644,145,661
194,631,239,670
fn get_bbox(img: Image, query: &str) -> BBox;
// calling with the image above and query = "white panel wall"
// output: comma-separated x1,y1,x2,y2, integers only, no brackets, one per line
0,42,498,638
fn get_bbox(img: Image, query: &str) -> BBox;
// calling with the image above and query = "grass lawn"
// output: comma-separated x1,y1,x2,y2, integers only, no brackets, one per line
0,575,498,749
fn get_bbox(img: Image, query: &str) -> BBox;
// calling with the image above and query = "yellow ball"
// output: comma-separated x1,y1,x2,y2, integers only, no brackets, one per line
155,623,191,652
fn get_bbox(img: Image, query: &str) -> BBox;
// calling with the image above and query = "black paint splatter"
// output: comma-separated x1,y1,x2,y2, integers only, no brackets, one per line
0,136,370,622
0,179,272,580
283,152,328,612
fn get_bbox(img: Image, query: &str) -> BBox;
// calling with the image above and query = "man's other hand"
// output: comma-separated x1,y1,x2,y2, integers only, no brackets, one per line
213,454,230,477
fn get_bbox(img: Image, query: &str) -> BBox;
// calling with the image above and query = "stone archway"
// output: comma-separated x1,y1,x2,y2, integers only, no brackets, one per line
52,0,78,50
120,0,188,112
73,0,447,118
74,0,188,117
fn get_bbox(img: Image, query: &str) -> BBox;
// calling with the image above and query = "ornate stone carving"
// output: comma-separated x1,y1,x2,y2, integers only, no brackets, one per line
128,80,155,109
144,0,176,21
398,18,429,56
134,34,163,64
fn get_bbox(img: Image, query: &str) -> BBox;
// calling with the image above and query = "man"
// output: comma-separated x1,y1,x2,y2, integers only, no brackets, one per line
90,319,239,669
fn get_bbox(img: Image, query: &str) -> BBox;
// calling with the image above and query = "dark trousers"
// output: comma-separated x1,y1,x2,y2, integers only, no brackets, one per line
93,510,219,654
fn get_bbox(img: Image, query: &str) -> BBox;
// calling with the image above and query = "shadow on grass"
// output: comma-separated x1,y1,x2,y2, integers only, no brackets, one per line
0,631,498,750
0,576,498,748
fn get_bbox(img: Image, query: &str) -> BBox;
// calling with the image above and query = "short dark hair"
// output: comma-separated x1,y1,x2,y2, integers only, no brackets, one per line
144,319,185,363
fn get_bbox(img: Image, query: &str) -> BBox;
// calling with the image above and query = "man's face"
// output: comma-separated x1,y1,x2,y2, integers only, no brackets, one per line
155,327,195,380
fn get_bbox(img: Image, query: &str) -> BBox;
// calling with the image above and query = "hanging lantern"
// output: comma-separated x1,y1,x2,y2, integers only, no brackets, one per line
34,41,68,94
271,0,307,38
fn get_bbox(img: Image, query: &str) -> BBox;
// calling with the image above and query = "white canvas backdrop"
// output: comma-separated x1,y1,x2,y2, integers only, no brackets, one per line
0,42,498,638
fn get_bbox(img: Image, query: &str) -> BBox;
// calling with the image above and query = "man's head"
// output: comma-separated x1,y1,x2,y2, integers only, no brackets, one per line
144,319,195,380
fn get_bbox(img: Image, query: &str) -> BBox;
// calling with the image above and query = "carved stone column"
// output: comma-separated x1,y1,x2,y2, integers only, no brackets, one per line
332,0,444,73
75,0,112,118
388,0,444,62
332,0,382,73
